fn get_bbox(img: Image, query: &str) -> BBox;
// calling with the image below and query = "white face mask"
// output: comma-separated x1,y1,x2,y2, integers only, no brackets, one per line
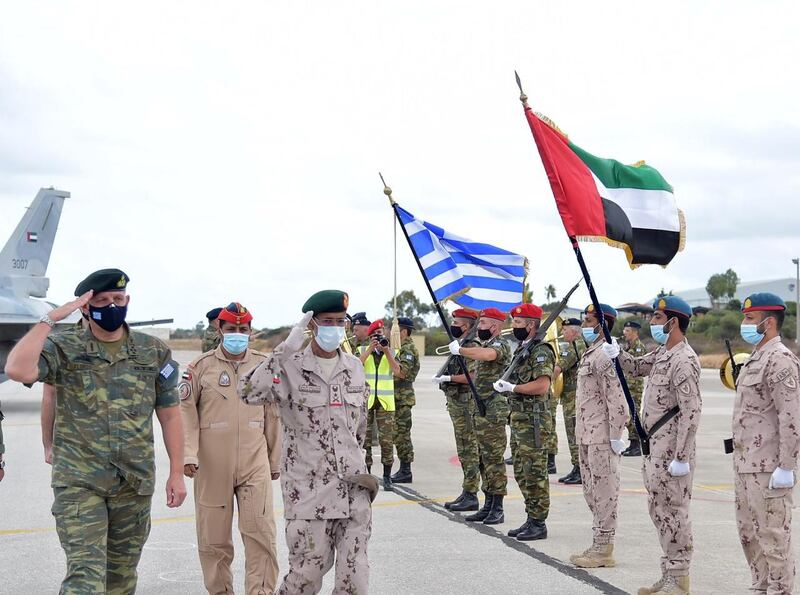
315,326,345,352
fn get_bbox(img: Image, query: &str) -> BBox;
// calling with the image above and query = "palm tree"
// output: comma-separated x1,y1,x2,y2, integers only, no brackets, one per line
544,284,557,302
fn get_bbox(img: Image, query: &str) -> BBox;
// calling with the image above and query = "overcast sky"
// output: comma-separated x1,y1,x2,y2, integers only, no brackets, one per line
1,2,798,329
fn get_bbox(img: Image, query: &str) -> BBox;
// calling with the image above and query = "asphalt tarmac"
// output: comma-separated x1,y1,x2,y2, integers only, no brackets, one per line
0,352,796,594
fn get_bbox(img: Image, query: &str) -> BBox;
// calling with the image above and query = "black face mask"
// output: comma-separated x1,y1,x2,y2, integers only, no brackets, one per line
513,327,530,341
477,328,492,342
88,304,128,332
449,325,464,339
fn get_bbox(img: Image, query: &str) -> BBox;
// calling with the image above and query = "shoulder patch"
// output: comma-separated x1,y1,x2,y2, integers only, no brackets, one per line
178,381,191,400
492,342,501,347
160,362,175,379
536,356,546,363
405,354,414,361
772,367,798,389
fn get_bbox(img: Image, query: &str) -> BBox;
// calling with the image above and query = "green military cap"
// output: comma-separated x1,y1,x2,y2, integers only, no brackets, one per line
302,289,349,314
74,268,130,296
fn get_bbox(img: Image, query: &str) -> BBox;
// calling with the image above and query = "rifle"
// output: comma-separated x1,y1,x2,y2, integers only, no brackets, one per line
436,323,478,379
499,279,582,382
725,339,742,384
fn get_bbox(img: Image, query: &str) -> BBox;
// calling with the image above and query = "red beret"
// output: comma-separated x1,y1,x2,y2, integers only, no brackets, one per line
511,303,543,319
479,308,507,322
452,308,478,320
367,320,384,335
218,302,253,325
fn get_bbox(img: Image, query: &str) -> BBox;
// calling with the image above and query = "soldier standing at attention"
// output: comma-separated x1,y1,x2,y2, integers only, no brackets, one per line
493,303,554,541
447,307,511,525
621,320,647,457
610,297,701,595
0,402,4,483
390,316,420,484
433,309,482,512
348,312,370,353
5,268,187,594
358,319,401,490
555,318,587,485
181,302,281,595
202,307,222,353
730,293,800,595
239,290,375,595
570,303,628,569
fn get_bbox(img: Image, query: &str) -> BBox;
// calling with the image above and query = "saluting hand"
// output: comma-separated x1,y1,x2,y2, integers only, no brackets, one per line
48,290,94,323
285,311,314,352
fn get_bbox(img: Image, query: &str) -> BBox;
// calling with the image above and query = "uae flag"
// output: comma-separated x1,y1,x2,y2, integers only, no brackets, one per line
524,107,685,268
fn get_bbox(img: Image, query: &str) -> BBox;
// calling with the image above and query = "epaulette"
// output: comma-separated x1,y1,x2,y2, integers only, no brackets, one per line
190,350,217,368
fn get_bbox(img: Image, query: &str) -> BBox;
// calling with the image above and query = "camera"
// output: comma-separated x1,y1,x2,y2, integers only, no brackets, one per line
371,334,389,347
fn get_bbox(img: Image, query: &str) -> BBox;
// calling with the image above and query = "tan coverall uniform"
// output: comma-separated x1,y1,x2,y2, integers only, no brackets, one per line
733,336,800,594
575,339,628,545
182,347,281,595
619,340,702,578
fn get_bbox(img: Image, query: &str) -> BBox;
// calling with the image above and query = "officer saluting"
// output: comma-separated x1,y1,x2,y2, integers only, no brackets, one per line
731,293,800,595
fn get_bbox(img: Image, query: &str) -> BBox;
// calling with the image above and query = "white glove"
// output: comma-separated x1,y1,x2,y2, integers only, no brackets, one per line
601,337,620,360
285,311,314,352
668,459,691,477
448,340,462,355
610,439,625,455
493,380,516,393
432,375,451,384
769,467,795,489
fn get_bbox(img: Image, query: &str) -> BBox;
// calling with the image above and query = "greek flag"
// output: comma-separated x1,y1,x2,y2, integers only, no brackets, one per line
396,206,528,311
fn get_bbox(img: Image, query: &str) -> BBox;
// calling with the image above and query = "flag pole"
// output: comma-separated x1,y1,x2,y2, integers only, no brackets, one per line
379,173,487,417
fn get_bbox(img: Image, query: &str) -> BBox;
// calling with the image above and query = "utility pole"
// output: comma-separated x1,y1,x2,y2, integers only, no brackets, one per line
793,258,800,345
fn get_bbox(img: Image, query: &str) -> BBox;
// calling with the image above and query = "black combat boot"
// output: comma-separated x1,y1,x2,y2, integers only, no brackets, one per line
482,494,504,525
561,465,582,485
504,456,514,465
444,490,466,510
449,491,479,512
391,461,413,483
558,464,578,483
517,518,547,541
464,493,493,521
382,464,393,491
547,454,557,474
507,518,532,538
622,440,642,457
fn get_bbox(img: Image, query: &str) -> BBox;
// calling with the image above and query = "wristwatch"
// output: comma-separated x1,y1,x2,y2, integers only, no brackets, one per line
39,314,56,328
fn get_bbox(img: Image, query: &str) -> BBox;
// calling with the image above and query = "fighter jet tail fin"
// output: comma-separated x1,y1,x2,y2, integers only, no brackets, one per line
0,188,68,297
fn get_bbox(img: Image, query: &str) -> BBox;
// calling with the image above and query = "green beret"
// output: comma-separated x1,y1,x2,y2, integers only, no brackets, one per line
74,268,130,296
302,289,349,314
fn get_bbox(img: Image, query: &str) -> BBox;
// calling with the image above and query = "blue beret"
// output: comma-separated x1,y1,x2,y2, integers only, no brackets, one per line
397,316,414,329
623,320,642,329
652,296,692,318
584,303,617,319
74,268,129,296
206,307,223,321
351,312,370,326
742,292,786,313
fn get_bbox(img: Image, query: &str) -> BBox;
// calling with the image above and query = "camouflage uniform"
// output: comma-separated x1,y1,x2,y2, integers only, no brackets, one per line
360,348,395,469
441,338,482,492
393,337,420,463
622,337,646,440
239,342,373,595
472,335,512,495
508,342,555,520
558,338,587,467
37,325,180,595
202,325,221,353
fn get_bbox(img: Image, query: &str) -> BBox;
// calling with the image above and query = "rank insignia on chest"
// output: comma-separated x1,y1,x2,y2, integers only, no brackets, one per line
219,371,231,387
330,390,343,407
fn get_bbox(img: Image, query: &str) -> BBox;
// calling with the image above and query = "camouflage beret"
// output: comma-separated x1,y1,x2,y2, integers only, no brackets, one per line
302,290,349,314
74,268,129,296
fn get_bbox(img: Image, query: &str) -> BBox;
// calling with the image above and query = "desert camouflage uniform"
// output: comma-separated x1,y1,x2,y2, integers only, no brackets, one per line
619,339,702,579
508,342,555,520
202,325,221,353
472,335,512,496
239,342,373,595
393,337,420,463
622,336,647,440
37,325,180,595
558,338,587,467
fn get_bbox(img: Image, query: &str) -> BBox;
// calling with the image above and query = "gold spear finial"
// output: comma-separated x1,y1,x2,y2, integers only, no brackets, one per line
514,70,529,108
379,172,395,205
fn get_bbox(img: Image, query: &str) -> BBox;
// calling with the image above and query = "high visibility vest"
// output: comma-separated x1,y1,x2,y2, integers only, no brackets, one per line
359,347,395,411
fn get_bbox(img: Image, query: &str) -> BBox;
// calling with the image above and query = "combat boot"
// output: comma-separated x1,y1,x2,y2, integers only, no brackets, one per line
571,543,615,568
561,465,582,485
391,462,412,483
482,494,504,525
444,490,466,510
464,493,493,522
637,574,666,595
622,439,642,457
547,454,557,474
558,464,580,484
507,518,532,538
449,491,479,512
652,575,689,595
517,519,547,541
504,456,514,465
382,464,393,491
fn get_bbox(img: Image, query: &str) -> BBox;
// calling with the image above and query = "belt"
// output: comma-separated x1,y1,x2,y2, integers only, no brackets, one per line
507,396,549,413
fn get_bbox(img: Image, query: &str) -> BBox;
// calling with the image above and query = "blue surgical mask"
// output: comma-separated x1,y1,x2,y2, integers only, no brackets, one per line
582,327,599,343
740,323,765,345
316,326,345,352
650,324,668,345
222,332,249,355
89,303,128,332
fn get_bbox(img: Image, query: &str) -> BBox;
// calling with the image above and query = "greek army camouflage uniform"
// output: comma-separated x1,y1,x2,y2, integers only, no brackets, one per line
202,325,221,353
393,337,420,463
622,336,647,440
558,338,588,467
508,342,556,520
473,335,512,496
441,337,482,493
37,325,180,595
0,403,4,458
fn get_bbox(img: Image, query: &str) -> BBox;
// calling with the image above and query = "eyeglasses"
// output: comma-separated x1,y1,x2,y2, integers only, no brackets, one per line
314,317,348,327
